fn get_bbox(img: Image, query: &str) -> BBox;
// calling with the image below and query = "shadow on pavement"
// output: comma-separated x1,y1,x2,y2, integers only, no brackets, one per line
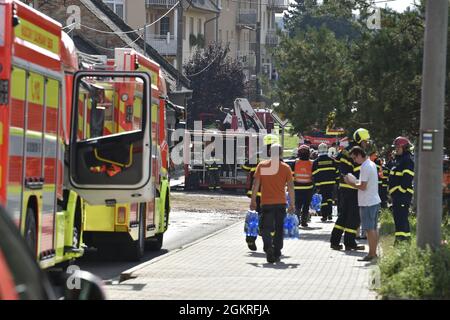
75,248,170,281
246,252,292,260
104,283,147,292
247,262,300,269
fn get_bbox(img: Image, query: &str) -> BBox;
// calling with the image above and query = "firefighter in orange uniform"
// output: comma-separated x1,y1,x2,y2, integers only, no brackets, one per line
294,145,314,227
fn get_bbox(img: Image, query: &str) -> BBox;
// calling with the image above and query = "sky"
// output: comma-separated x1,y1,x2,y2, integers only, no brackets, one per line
376,0,417,12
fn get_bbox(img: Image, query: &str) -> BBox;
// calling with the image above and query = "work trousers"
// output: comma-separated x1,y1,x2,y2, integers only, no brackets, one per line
207,169,220,190
330,189,360,248
318,185,334,220
261,204,287,257
295,188,313,224
392,194,411,242
379,185,388,209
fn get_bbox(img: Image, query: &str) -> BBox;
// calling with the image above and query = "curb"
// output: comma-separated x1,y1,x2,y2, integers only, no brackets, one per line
119,220,244,282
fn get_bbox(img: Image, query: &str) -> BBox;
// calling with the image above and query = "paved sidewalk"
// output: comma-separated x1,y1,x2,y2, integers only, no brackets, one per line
105,216,379,300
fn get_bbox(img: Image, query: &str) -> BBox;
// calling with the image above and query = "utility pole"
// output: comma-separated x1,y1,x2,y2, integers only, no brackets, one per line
255,0,261,103
176,0,184,91
417,0,448,250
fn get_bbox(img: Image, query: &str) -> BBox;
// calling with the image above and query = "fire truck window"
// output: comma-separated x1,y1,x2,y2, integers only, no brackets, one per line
76,76,144,142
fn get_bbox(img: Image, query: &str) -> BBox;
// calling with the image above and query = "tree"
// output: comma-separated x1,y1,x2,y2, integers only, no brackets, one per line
274,0,450,152
183,43,246,128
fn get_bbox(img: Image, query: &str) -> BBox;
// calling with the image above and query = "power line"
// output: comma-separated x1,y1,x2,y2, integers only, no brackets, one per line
67,1,180,35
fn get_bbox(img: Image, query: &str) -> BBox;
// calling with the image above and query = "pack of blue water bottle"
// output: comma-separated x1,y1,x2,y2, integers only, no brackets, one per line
244,210,259,237
310,193,322,213
284,192,300,239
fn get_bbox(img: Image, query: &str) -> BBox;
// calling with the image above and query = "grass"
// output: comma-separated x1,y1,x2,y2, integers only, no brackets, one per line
273,123,299,158
377,208,450,299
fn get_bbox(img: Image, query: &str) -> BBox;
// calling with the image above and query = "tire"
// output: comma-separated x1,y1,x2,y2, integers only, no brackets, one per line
125,203,145,261
146,233,163,251
24,207,37,258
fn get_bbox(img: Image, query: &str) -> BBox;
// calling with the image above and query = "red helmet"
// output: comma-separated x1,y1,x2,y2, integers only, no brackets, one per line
392,136,411,149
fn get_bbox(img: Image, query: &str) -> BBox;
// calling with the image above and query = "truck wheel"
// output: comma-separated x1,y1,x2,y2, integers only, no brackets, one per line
125,203,145,261
24,207,37,257
146,233,163,251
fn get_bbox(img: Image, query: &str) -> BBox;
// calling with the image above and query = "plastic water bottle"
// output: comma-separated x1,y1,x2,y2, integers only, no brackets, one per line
286,192,290,209
284,214,297,239
292,214,300,239
245,210,259,237
311,193,322,212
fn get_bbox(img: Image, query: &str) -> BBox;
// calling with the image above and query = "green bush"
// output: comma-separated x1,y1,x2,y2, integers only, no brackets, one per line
378,241,450,299
377,209,450,299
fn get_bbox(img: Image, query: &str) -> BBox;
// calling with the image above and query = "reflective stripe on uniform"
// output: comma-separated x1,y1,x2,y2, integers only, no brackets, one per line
395,232,411,237
334,224,345,231
294,185,313,190
389,186,414,195
402,169,414,177
340,158,353,167
390,170,413,177
247,190,262,197
339,183,357,190
312,167,335,175
315,181,336,186
345,228,357,234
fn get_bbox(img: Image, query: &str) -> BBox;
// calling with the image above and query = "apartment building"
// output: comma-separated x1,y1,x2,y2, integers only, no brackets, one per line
209,0,288,82
102,1,287,79
101,1,218,66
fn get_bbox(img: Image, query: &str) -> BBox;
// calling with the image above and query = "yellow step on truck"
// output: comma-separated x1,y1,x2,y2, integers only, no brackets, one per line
77,49,174,260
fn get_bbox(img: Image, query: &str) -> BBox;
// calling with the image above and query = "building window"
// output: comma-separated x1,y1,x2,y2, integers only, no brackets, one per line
190,17,194,35
219,29,222,43
198,19,202,35
160,17,170,36
183,16,186,40
103,0,125,20
226,30,229,43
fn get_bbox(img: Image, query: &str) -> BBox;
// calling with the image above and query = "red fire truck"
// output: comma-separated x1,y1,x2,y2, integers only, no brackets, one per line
0,1,158,266
184,98,273,191
0,0,85,268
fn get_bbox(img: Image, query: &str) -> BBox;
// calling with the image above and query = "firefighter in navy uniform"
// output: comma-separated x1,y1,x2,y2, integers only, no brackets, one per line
330,128,370,251
294,145,314,227
205,148,221,191
389,137,414,243
313,143,338,222
243,134,279,251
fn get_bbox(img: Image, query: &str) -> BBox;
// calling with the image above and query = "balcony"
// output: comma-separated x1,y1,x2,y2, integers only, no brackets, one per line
265,30,279,46
145,34,177,56
237,51,256,69
267,0,289,13
145,0,178,7
237,9,257,27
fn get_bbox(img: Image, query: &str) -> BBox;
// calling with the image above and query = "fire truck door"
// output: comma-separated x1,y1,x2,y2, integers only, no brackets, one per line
69,71,153,205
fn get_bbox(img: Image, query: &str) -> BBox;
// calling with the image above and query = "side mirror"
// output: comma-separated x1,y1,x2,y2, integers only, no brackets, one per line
63,271,106,300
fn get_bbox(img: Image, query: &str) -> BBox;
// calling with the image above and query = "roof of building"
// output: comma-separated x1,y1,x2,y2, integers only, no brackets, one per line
72,34,101,55
83,0,190,90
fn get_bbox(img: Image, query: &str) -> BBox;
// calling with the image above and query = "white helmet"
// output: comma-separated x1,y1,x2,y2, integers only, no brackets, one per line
318,143,328,155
